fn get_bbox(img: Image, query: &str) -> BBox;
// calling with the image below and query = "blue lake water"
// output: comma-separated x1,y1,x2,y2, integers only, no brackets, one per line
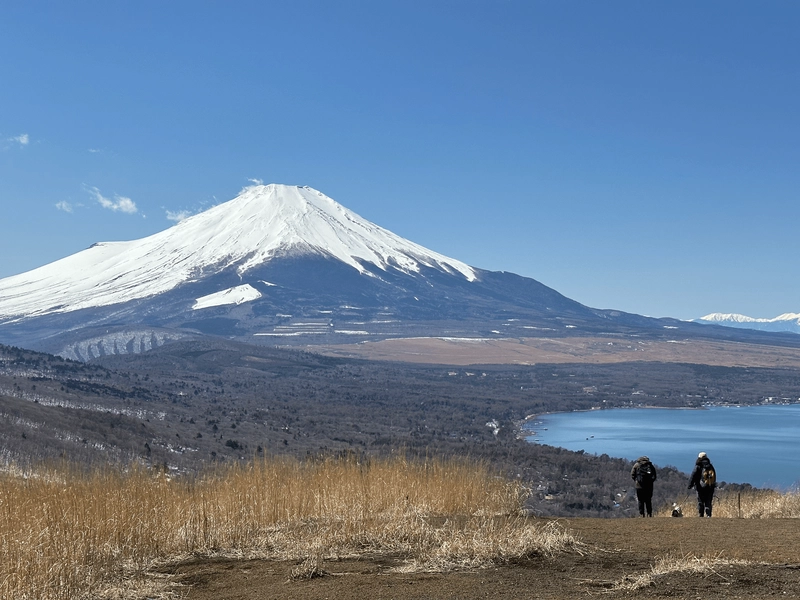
524,405,800,489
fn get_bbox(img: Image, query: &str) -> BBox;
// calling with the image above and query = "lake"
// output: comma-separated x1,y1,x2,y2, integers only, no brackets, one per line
524,404,800,489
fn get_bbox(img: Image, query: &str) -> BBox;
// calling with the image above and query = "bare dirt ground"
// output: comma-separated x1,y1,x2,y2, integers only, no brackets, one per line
310,335,800,368
162,518,800,599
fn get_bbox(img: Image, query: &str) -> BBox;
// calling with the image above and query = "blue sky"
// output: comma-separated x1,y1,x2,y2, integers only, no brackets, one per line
1,2,798,321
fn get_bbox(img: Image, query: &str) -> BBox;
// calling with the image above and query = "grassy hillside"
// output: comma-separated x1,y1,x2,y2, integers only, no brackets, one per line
0,456,575,599
2,456,799,600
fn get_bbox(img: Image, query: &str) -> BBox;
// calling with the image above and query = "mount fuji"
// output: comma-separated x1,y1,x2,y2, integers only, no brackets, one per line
0,183,734,360
0,184,476,320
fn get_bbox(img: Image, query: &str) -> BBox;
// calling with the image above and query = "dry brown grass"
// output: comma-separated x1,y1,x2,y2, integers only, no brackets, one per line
662,488,800,519
393,517,578,573
0,455,576,599
711,488,800,518
611,554,752,591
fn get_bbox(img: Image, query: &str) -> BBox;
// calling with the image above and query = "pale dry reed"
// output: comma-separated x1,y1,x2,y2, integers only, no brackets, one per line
612,554,751,591
712,488,800,518
663,488,800,518
0,455,572,600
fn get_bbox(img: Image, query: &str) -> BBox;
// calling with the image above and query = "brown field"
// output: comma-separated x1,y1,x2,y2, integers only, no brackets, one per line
311,335,800,368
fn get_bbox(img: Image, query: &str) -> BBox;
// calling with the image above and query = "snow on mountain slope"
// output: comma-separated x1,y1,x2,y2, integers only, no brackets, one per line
192,284,262,310
700,312,800,324
0,184,476,321
697,312,800,334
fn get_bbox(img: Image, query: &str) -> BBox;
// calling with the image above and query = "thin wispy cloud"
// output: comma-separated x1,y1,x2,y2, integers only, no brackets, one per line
241,178,266,194
85,185,138,214
55,201,74,213
164,196,218,223
2,133,30,150
166,209,192,223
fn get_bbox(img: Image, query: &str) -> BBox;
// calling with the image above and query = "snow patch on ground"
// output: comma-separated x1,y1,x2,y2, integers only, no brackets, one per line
193,284,262,310
58,329,192,361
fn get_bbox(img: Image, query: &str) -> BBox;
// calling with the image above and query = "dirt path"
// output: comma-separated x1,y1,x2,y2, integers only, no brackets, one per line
160,518,800,599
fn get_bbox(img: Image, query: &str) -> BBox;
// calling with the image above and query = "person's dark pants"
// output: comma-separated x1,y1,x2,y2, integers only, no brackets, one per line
696,487,714,517
636,488,653,517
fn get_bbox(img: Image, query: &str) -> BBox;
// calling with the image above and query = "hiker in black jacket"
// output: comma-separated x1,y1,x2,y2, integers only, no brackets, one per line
631,456,657,517
688,452,716,517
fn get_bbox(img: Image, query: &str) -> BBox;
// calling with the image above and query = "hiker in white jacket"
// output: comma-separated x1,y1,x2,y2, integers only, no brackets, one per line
688,452,716,517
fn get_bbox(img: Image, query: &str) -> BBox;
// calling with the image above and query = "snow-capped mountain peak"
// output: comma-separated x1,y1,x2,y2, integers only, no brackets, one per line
184,184,477,280
699,313,761,324
699,312,800,324
697,312,800,334
0,184,476,320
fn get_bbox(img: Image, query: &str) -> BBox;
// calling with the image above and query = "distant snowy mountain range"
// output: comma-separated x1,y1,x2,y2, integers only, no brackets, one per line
696,313,800,335
0,183,788,359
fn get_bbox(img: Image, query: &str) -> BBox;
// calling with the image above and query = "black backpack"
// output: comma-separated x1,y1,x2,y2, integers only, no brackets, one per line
637,461,655,485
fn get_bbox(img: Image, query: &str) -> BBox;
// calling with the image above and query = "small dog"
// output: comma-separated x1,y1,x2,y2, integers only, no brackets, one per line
671,503,683,517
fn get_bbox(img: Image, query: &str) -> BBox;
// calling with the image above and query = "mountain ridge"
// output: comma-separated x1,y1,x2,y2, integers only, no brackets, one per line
1,182,798,359
0,184,475,322
697,312,800,335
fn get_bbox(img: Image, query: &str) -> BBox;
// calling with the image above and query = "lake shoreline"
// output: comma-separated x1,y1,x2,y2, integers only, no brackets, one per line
520,404,800,490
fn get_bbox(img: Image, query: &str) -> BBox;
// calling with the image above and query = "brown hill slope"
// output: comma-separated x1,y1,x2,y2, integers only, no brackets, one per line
165,517,800,599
